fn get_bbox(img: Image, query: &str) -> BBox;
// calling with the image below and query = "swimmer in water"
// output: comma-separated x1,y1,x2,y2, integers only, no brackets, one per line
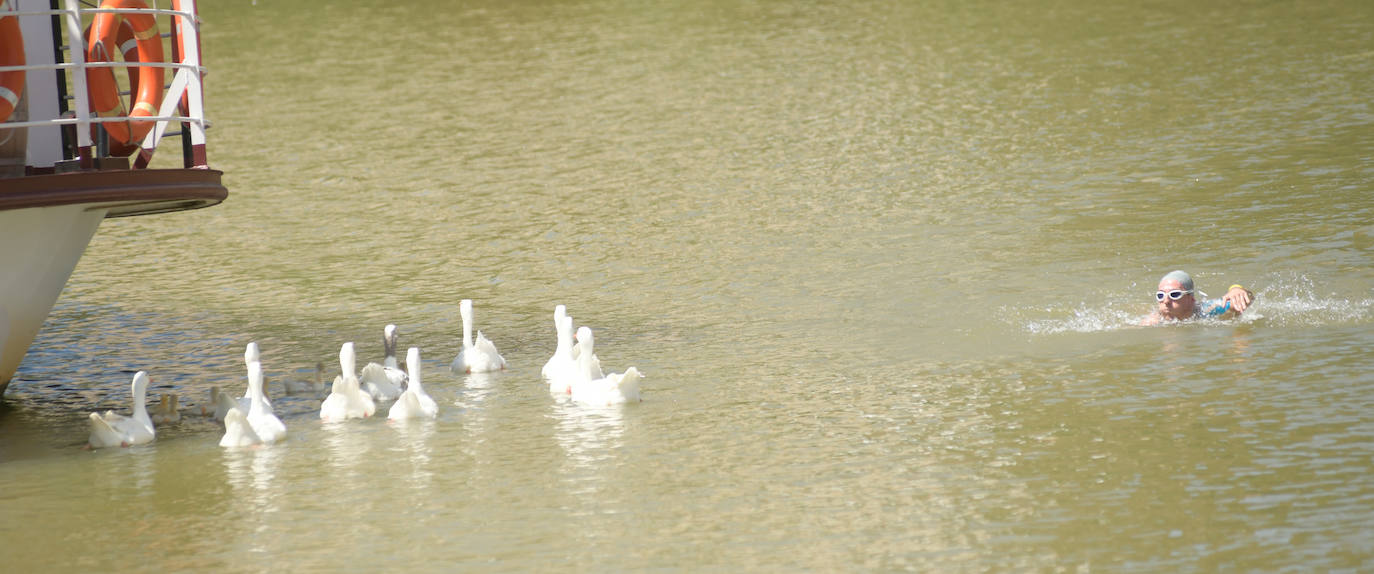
1141,270,1255,325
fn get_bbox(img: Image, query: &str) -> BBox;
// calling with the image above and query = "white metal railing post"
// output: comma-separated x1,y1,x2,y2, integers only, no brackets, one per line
60,0,92,166
134,0,203,168
174,0,207,167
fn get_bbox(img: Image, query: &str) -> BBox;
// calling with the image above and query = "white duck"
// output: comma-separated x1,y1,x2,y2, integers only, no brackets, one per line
238,342,272,413
219,407,262,447
360,325,406,401
150,393,181,425
320,342,376,421
568,327,644,406
546,313,580,395
542,305,572,378
389,347,438,421
381,325,409,384
572,324,603,380
245,360,286,443
87,371,156,448
451,299,506,374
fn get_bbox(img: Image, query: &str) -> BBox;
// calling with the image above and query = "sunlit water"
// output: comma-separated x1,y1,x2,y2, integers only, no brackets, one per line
2,1,1372,571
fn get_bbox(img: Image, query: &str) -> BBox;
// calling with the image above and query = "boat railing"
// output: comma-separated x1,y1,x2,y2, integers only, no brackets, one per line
0,0,210,171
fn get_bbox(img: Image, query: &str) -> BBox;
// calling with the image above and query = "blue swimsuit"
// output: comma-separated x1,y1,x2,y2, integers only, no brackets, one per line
1197,299,1233,318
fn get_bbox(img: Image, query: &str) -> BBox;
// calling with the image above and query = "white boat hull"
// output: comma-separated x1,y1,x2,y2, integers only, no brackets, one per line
0,204,108,392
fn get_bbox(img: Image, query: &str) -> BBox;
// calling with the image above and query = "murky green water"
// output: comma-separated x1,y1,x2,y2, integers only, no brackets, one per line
2,0,1373,570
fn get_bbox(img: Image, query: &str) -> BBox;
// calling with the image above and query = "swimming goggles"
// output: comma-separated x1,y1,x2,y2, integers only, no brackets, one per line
1155,289,1193,301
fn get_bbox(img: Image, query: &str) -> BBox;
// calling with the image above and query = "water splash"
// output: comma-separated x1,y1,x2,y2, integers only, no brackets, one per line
1239,273,1374,327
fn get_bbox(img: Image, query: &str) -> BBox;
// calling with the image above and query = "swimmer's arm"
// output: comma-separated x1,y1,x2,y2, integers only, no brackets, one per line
1140,312,1162,326
1221,284,1255,314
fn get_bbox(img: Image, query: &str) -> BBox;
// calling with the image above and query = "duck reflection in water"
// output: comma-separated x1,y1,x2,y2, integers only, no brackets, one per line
222,443,282,513
552,400,626,495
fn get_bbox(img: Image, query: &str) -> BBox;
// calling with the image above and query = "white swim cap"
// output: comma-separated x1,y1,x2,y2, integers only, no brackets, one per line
1159,270,1194,291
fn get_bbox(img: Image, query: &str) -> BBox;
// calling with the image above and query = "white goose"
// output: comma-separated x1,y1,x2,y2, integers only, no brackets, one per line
451,299,506,374
219,407,262,447
572,324,603,380
381,325,409,385
568,327,644,406
542,305,573,378
320,342,376,421
360,363,402,401
87,371,156,448
238,342,272,413
245,360,286,443
546,313,580,395
389,347,438,421
360,325,405,400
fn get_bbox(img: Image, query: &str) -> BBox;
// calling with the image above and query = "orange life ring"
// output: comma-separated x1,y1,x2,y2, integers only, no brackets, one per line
0,10,24,123
85,0,164,148
84,18,141,155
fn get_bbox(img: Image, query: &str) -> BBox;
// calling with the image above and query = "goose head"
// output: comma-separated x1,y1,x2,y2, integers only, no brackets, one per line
575,327,596,375
383,324,399,360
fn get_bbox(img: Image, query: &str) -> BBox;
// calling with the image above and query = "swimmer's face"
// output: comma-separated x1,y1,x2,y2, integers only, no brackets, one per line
1157,278,1195,320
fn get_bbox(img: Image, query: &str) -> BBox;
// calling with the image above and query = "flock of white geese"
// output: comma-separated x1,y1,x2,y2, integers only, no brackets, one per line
85,301,644,449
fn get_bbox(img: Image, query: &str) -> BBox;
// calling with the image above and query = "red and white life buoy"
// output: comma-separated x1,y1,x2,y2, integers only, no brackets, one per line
84,17,142,155
85,0,164,149
0,6,25,123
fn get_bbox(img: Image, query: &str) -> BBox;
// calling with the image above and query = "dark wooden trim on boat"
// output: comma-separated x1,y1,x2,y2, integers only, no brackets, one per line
0,168,227,218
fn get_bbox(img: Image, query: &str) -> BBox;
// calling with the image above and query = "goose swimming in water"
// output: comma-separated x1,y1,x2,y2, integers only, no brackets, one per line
572,325,603,381
389,347,438,421
360,325,406,401
568,327,643,406
87,371,156,448
360,362,402,401
451,299,506,374
545,312,580,395
381,325,409,384
238,342,272,413
219,407,262,447
542,305,578,380
245,360,286,443
320,342,376,421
